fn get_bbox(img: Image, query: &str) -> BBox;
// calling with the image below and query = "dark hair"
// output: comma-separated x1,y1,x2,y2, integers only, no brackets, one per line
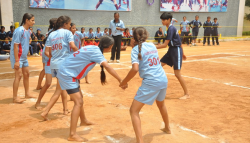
10,25,14,29
104,28,108,31
159,27,162,30
1,26,5,29
133,27,148,60
21,13,34,26
214,18,217,20
114,12,119,16
98,36,114,85
132,27,135,30
81,27,85,30
183,16,186,18
125,28,129,32
89,28,93,30
70,23,76,29
195,15,199,18
207,16,211,18
97,27,100,30
55,16,71,30
49,18,57,29
160,12,172,20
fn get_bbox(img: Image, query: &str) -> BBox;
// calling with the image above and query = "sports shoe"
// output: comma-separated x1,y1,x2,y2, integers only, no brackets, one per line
203,44,205,46
108,60,114,63
116,60,120,63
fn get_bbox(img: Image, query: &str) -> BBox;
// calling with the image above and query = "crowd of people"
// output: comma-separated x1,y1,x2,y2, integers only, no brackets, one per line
0,26,15,55
155,15,220,46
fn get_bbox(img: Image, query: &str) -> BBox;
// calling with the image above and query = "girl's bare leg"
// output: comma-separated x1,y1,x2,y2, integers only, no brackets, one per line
36,64,45,90
85,75,90,84
156,100,171,134
41,78,62,121
68,92,88,142
61,90,70,115
130,100,145,143
174,70,189,99
22,66,36,98
78,88,94,126
35,73,52,109
13,68,25,103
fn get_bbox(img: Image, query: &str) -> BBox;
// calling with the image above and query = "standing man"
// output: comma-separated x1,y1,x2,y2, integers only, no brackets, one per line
109,12,125,63
180,16,190,46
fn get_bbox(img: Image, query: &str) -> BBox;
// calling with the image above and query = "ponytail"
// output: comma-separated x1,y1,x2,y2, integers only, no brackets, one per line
138,39,142,60
20,13,34,26
133,27,149,61
44,18,57,44
98,35,114,85
100,46,107,85
55,16,71,30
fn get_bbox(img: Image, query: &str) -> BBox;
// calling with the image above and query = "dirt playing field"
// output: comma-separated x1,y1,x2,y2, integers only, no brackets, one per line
0,41,250,143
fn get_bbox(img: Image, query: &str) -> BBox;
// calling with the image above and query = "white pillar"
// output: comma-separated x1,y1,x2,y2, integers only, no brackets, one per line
1,0,13,31
237,0,246,37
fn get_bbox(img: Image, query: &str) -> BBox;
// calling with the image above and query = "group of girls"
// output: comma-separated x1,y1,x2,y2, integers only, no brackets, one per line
10,12,190,142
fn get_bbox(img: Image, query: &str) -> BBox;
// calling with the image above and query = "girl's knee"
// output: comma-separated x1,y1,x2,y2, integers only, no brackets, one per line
23,71,30,77
129,107,139,115
75,99,83,107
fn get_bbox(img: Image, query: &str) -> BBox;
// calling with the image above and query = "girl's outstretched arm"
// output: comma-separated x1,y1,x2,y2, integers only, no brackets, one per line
156,40,169,49
120,63,139,88
101,61,122,83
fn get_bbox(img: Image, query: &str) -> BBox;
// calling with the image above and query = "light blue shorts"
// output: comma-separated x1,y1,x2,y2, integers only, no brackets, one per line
51,69,58,77
45,65,51,74
11,59,29,69
134,86,167,105
57,72,79,90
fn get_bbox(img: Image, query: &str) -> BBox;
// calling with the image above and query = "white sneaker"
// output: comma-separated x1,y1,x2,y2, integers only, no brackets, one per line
116,60,120,63
194,43,197,46
108,60,114,63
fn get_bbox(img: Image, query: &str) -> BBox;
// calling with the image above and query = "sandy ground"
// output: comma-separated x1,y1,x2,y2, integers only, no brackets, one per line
0,41,250,143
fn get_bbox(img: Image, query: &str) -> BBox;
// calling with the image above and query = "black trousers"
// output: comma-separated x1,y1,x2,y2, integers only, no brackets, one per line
111,35,122,60
181,32,191,44
203,32,211,45
212,32,219,45
30,42,38,54
155,37,165,44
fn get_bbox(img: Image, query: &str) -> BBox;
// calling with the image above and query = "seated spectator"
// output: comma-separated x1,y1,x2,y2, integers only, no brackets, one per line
103,28,109,36
84,28,95,46
7,25,15,42
122,28,131,47
40,34,45,48
81,27,87,38
1,37,10,54
130,27,135,37
29,27,36,40
0,26,7,48
154,27,165,45
109,28,112,36
36,28,42,40
95,27,103,44
30,36,40,57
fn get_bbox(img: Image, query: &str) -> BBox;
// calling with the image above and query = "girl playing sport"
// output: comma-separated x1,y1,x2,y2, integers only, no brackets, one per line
120,27,171,143
70,23,90,84
41,16,78,120
57,36,123,142
156,13,189,100
10,13,36,103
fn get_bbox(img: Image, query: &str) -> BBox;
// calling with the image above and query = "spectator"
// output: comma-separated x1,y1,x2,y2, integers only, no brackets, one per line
81,27,87,38
29,27,36,40
130,27,135,37
29,37,33,55
103,28,109,36
109,28,112,36
36,28,42,40
0,26,7,48
154,27,165,45
40,34,45,48
1,37,10,54
180,16,190,46
95,27,103,43
33,36,41,56
85,28,95,45
109,12,125,63
7,25,15,41
122,28,131,47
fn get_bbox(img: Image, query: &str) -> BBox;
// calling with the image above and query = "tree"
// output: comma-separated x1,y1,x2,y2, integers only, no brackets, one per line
246,0,250,7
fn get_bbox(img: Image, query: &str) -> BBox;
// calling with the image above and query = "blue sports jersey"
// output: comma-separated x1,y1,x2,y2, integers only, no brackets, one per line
180,20,190,32
131,42,168,89
203,21,213,33
130,30,133,36
165,25,182,47
171,18,177,26
46,28,74,69
87,32,95,39
212,22,219,35
10,26,31,62
103,32,109,36
95,31,103,38
70,31,83,53
82,32,87,37
189,20,202,32
58,45,106,80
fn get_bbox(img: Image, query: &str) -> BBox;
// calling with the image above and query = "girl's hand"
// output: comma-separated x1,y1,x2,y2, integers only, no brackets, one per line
14,61,20,70
119,81,128,90
183,54,187,60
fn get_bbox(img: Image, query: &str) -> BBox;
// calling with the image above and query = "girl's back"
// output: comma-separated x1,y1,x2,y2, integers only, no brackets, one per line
47,28,73,69
132,42,167,89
